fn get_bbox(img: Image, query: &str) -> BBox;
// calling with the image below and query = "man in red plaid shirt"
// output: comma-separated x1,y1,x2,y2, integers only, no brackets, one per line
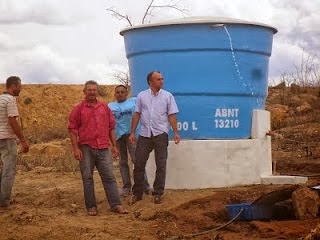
68,80,128,216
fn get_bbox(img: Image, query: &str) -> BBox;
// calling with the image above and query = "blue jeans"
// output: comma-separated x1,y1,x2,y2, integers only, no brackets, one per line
79,145,121,210
117,134,150,194
0,139,18,207
133,133,168,198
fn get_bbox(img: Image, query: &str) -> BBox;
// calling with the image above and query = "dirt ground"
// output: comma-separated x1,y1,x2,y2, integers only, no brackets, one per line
1,84,320,240
1,167,319,240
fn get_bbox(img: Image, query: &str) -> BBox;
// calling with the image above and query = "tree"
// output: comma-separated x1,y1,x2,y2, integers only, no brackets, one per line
106,0,189,85
292,52,320,87
277,51,320,87
106,0,189,26
110,68,130,87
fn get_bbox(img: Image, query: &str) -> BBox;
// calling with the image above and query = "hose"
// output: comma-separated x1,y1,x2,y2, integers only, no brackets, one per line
167,208,244,240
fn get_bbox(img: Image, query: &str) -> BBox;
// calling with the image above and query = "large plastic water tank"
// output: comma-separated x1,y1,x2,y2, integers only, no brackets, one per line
120,17,277,139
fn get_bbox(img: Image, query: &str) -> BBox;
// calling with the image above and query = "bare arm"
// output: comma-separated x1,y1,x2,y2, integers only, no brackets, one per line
8,116,29,153
129,112,140,144
109,128,119,158
109,128,117,147
69,130,82,160
168,114,180,144
131,112,140,134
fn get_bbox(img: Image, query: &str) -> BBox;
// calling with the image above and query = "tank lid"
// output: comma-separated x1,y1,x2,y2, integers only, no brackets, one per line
120,16,277,35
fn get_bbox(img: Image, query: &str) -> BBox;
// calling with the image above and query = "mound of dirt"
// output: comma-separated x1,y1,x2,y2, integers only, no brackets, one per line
0,84,116,143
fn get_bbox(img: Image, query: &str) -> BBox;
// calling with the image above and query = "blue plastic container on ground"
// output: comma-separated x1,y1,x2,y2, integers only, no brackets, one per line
226,203,274,221
120,17,277,139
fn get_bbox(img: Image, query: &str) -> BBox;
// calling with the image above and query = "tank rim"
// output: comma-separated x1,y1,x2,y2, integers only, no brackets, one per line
120,16,278,35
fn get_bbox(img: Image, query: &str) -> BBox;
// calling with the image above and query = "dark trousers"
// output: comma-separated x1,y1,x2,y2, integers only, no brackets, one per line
133,133,168,197
117,134,150,193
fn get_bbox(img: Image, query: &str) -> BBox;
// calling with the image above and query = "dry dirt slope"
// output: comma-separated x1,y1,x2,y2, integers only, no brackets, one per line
266,86,320,176
0,84,116,143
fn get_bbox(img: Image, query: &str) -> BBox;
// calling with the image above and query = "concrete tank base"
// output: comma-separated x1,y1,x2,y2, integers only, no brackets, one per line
146,138,308,189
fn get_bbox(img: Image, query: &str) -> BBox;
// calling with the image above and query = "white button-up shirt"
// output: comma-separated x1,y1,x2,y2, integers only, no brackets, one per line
135,89,179,138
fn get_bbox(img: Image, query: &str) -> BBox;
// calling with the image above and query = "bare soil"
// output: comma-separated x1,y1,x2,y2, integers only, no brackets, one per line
1,84,320,240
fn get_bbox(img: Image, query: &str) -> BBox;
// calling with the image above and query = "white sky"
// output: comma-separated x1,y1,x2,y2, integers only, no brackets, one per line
0,0,319,85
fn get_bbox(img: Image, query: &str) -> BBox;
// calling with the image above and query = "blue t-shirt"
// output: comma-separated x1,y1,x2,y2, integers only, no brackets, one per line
108,97,139,140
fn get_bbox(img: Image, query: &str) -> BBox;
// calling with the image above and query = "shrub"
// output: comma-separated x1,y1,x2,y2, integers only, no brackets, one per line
24,97,32,105
98,85,109,97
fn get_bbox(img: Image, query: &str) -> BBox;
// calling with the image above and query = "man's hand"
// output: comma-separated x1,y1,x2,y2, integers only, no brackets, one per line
73,148,82,161
20,141,29,153
174,133,180,144
129,133,136,145
111,145,119,159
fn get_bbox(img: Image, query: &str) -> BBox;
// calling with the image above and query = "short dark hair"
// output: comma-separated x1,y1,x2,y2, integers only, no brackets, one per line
115,85,127,92
146,71,161,85
84,80,98,90
6,76,21,89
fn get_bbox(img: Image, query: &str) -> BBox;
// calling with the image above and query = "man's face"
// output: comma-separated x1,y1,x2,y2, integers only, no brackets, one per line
149,72,163,90
114,86,128,102
84,84,98,101
12,82,22,96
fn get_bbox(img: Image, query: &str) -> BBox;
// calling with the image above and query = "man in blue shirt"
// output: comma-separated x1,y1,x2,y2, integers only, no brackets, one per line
129,71,180,204
108,85,150,197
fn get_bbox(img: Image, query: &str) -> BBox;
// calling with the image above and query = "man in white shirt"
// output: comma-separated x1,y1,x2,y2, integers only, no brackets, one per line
129,71,180,204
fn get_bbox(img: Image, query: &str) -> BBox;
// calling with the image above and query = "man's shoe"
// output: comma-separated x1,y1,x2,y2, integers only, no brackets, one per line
128,195,142,205
153,195,162,204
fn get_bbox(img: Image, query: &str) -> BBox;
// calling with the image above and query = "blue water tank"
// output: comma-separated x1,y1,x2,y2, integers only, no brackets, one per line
120,17,277,139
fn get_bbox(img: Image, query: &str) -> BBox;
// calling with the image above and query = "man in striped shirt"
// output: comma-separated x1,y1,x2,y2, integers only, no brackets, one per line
0,76,29,210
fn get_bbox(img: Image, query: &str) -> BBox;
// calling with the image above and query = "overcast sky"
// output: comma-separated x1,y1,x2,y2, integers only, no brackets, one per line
0,0,319,85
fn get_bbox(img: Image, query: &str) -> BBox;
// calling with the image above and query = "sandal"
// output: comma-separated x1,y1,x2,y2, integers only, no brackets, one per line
87,207,97,216
113,205,128,214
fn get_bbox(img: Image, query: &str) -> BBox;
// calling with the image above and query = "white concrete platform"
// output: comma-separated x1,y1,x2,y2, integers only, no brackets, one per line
261,175,308,185
145,110,308,189
146,137,273,189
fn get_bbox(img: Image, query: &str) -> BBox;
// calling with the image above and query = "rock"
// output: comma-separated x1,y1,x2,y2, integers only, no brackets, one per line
266,131,284,139
274,133,284,139
273,104,289,112
268,104,289,125
296,102,312,114
304,224,320,240
292,187,319,220
33,166,55,173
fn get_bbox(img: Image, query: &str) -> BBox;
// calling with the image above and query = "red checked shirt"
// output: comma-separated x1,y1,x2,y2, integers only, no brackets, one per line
68,100,115,149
